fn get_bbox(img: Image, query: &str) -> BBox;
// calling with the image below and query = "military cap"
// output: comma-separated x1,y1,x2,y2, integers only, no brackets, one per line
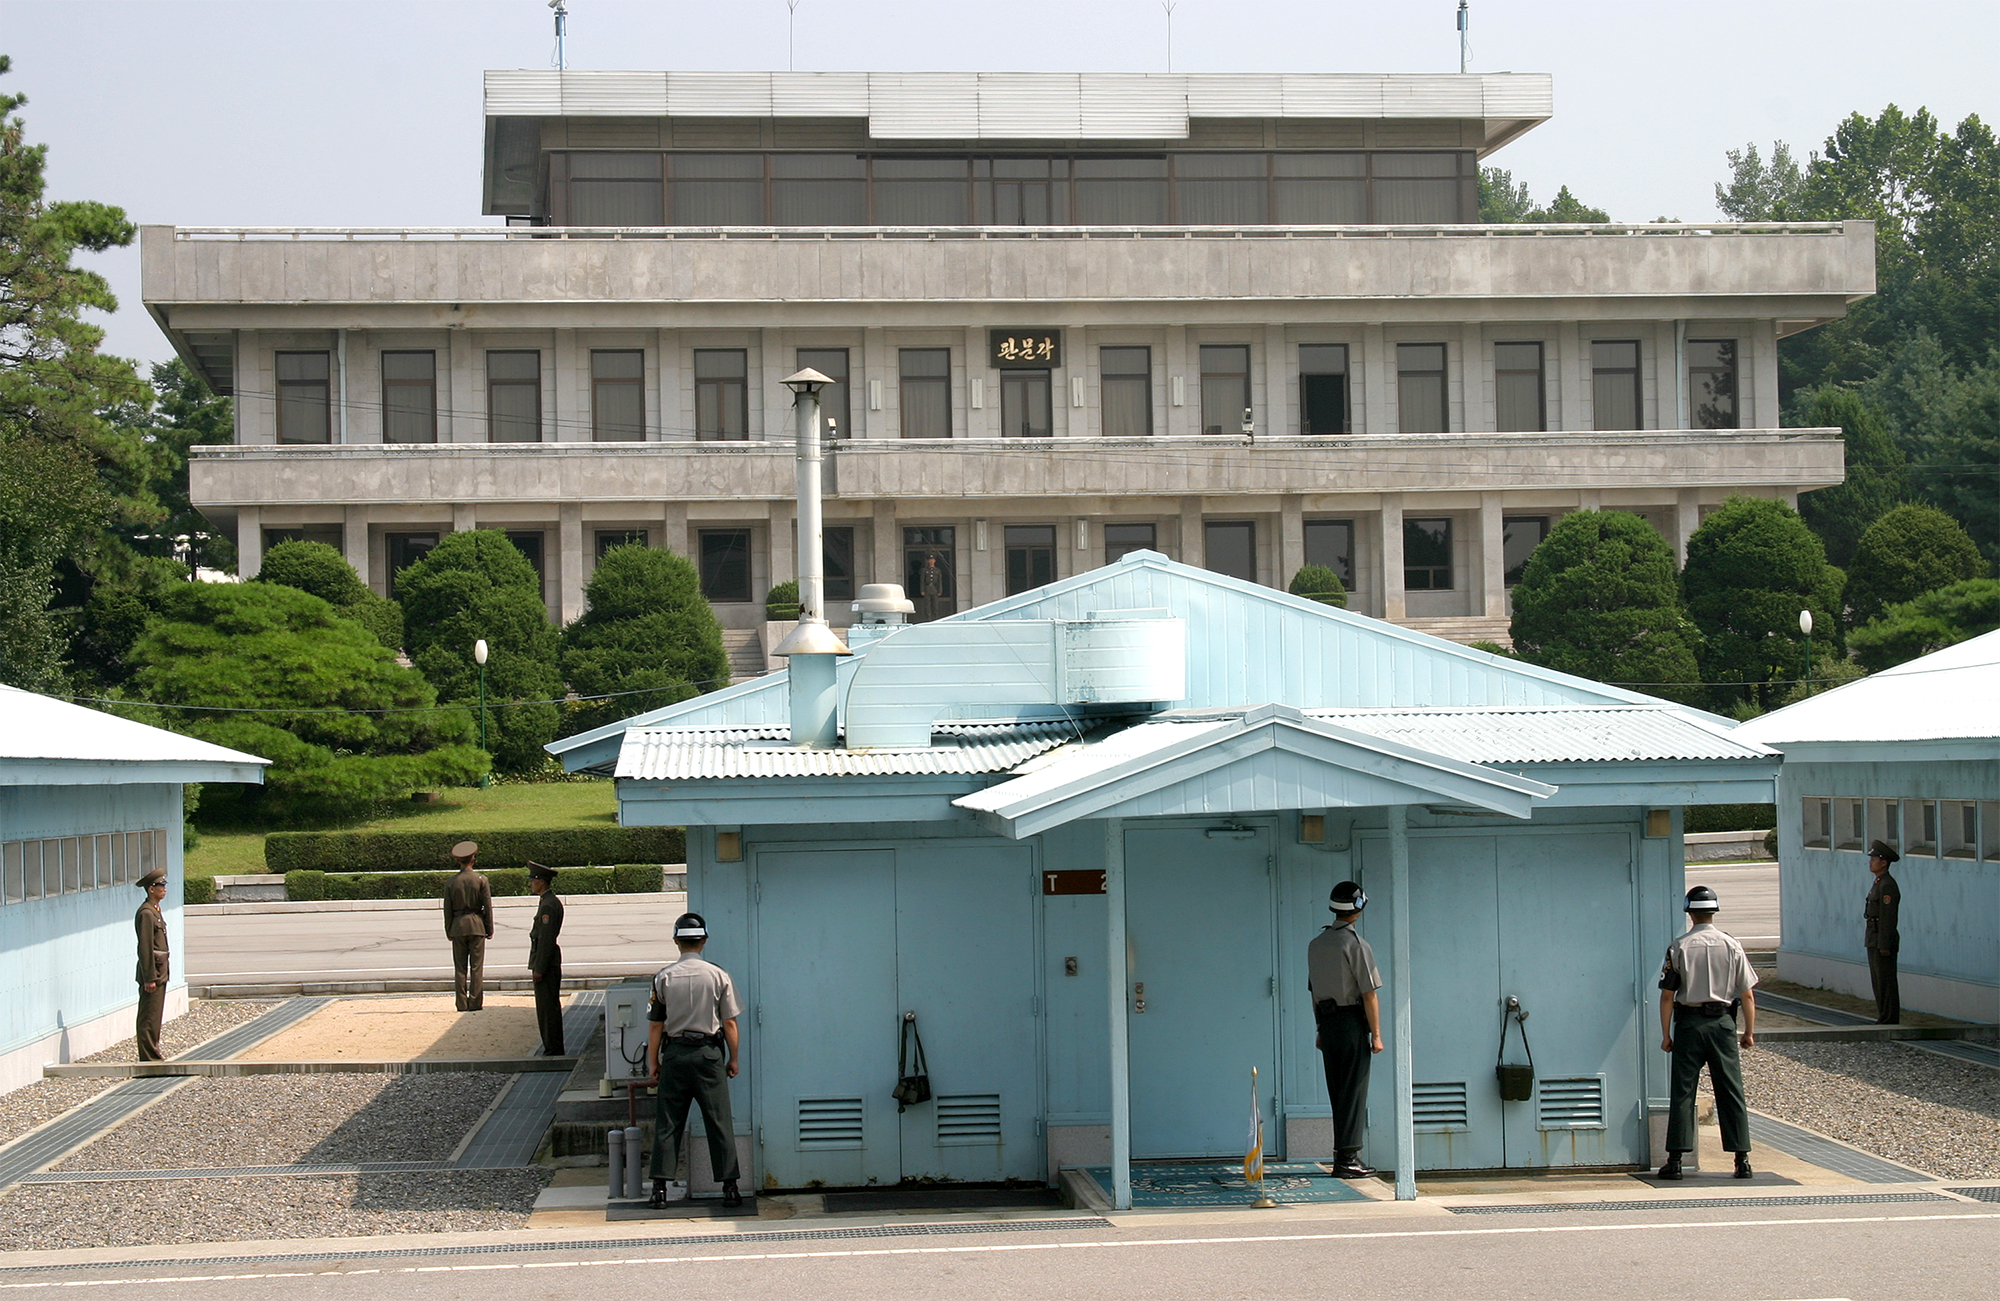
527,861,558,882
1868,840,1900,864
1685,884,1721,912
673,912,708,941
450,840,479,862
136,867,167,889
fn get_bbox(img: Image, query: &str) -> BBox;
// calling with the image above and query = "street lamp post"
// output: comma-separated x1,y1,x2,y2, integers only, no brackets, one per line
1798,610,1813,698
474,638,490,789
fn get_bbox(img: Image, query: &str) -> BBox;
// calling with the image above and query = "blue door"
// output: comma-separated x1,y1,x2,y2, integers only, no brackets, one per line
1124,823,1278,1158
1398,833,1506,1170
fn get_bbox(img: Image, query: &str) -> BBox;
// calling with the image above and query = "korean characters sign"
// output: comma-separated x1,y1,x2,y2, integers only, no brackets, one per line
989,330,1063,369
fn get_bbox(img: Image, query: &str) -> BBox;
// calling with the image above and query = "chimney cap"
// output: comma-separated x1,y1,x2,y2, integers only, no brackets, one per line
782,367,834,395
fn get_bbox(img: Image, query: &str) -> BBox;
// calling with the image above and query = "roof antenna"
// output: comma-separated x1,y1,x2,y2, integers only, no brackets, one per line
788,1,801,72
1163,2,1178,73
1457,0,1470,74
549,0,568,72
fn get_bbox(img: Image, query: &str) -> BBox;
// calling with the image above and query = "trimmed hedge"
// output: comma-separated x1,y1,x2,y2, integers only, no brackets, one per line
266,827,684,874
1683,804,1776,835
183,875,216,906
284,863,663,902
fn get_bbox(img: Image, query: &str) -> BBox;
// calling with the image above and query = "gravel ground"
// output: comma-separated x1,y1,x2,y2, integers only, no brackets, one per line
1743,1041,2000,1179
0,1001,278,1151
0,1169,549,1251
53,1072,510,1171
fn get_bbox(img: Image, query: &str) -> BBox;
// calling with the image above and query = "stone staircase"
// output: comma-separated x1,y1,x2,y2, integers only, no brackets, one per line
1390,615,1514,648
721,629,768,682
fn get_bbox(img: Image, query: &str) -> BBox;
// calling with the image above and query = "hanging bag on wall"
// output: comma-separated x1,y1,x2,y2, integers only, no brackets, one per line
892,1013,931,1111
1495,1002,1536,1102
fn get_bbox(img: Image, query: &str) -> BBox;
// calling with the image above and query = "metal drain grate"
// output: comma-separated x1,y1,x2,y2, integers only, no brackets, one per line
1449,1192,1952,1214
19,1161,448,1184
1948,1186,2000,1202
0,1217,1115,1275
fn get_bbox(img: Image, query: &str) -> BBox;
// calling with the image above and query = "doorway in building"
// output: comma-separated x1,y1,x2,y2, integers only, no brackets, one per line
1001,370,1052,438
1123,822,1279,1158
751,844,1042,1189
904,527,955,621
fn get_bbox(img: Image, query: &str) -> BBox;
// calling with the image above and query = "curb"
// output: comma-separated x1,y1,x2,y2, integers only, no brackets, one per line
187,890,684,917
45,1057,577,1079
1759,1024,1998,1044
189,976,648,999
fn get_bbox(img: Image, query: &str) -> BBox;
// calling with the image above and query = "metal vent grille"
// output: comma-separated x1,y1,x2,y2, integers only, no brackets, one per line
1949,1186,2000,1203
797,1097,865,1149
937,1094,1003,1145
1537,1076,1606,1129
1413,1081,1469,1130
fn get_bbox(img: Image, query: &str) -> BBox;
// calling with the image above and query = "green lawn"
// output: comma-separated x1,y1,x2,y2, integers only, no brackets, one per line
185,780,620,878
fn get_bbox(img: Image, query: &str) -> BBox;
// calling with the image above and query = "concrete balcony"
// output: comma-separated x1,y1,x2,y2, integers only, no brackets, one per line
188,428,1842,512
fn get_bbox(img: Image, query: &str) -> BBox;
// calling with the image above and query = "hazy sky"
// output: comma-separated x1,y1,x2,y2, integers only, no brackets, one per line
7,0,1996,369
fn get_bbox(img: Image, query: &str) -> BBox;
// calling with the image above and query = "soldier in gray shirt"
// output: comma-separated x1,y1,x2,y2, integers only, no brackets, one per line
1307,880,1382,1180
647,912,744,1208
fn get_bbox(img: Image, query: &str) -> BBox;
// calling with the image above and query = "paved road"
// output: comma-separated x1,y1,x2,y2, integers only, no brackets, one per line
8,1202,1996,1300
186,894,686,984
1686,861,1780,948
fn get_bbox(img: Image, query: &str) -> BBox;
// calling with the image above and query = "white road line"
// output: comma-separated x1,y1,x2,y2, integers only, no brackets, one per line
3,1212,1993,1290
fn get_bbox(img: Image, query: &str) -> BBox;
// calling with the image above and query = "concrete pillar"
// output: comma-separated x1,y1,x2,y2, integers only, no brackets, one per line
1178,496,1204,570
1479,492,1507,618
1279,495,1305,591
1559,322,1586,431
237,506,263,579
1262,323,1285,437
658,501,689,558
1072,515,1092,579
1379,494,1406,621
862,327,888,440
452,503,477,535
770,500,796,588
554,331,580,443
1674,489,1702,565
1105,818,1131,1212
1577,489,1602,513
873,498,898,589
343,508,370,586
1164,327,1191,438
1361,325,1391,434
558,503,585,625
1458,323,1482,433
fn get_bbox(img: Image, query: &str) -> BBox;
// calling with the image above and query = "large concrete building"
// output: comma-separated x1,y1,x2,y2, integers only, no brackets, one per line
145,71,1873,659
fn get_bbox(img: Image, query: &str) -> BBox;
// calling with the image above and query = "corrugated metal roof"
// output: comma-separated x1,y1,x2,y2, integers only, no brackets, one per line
1731,628,2000,747
0,686,269,773
615,719,1088,781
1299,704,1773,764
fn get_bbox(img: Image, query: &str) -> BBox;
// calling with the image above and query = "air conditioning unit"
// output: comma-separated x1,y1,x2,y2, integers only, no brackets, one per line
604,978,654,1085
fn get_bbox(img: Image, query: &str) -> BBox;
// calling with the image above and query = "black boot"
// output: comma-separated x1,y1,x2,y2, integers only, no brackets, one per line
721,1178,743,1208
1734,1152,1754,1179
1328,1151,1376,1179
1656,1153,1683,1180
649,1178,667,1209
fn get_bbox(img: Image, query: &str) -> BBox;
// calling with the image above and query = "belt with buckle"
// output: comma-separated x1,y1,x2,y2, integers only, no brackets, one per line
1676,1001,1732,1017
666,1031,722,1047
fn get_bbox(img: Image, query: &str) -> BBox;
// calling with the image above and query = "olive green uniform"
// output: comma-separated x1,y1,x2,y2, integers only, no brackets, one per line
1661,923,1757,1155
1864,871,1901,1024
528,888,565,1054
648,954,742,1185
133,898,170,1061
443,867,493,1011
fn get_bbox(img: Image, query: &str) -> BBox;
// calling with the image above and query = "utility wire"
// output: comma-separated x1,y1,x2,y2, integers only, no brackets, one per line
60,676,736,717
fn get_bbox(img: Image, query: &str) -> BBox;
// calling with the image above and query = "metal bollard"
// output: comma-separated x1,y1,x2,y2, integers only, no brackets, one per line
624,1125,644,1201
607,1126,625,1197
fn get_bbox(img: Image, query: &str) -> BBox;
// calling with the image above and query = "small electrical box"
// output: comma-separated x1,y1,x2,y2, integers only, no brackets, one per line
604,978,655,1084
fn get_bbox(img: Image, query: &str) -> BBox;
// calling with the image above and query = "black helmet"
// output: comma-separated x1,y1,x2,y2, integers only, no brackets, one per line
1329,881,1368,915
1684,885,1721,913
672,912,708,941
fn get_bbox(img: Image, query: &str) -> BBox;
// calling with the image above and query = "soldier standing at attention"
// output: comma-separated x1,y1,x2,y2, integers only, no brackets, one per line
443,841,493,1012
526,862,565,1055
133,867,170,1061
1864,840,1902,1024
1308,881,1383,1180
647,912,743,1209
1658,884,1758,1180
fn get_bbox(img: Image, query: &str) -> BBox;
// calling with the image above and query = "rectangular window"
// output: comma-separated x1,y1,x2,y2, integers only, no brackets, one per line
1802,797,1832,849
1000,369,1052,438
262,526,343,555
698,529,752,603
873,158,971,225
1100,346,1152,437
1834,797,1864,852
1397,343,1447,433
1592,340,1641,431
977,156,1066,226
591,350,645,441
1303,519,1354,587
899,349,951,439
1983,802,2000,862
487,350,541,443
771,154,868,226
109,832,127,886
1005,525,1057,595
1204,521,1256,583
1104,522,1157,564
61,837,80,894
1272,153,1367,223
823,526,855,602
595,529,648,560
1073,157,1168,225
1404,517,1454,591
1299,344,1349,435
1372,152,1464,223
380,351,437,444
694,349,748,441
905,526,956,621
1493,341,1546,433
795,348,851,439
384,532,439,600
1941,801,1977,860
1902,800,1939,857
505,532,546,601
1502,517,1549,586
1688,339,1739,430
1199,345,1251,435
3,840,22,904
669,154,764,225
1173,153,1267,224
21,840,42,901
1866,798,1900,853
567,152,664,226
276,351,332,444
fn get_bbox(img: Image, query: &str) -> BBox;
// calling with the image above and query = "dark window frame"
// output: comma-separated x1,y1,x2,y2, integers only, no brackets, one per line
899,348,952,439
1299,343,1350,436
1000,368,1053,439
698,528,753,604
1591,339,1643,431
1502,516,1549,587
486,350,542,443
1396,342,1448,434
1688,338,1739,430
380,350,438,444
1303,518,1355,587
262,526,343,556
1493,341,1547,433
275,350,332,444
1204,520,1258,583
694,348,749,442
795,347,852,438
1104,521,1158,564
384,532,440,600
904,525,957,621
1099,346,1153,437
506,531,547,601
1199,344,1252,436
591,349,646,442
594,529,649,560
1004,524,1058,595
1403,517,1454,591
822,525,856,602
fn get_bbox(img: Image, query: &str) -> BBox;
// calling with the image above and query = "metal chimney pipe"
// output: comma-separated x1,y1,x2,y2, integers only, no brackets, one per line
773,368,852,748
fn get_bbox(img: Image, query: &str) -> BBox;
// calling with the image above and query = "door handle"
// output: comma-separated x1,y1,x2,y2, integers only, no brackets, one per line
1133,982,1146,1014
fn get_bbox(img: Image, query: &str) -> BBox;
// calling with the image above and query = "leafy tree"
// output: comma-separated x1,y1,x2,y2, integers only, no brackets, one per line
1286,564,1347,608
562,544,728,735
1872,338,2000,569
106,359,237,572
1767,647,1868,710
1795,387,1907,568
65,552,187,690
1507,510,1702,704
1715,141,1806,220
1682,498,1838,712
1843,502,1988,627
122,581,485,822
397,530,562,773
1847,578,2000,672
1478,167,1611,223
0,56,149,690
255,540,403,651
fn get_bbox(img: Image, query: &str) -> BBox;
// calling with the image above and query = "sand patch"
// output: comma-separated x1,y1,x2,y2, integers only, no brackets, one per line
238,994,560,1061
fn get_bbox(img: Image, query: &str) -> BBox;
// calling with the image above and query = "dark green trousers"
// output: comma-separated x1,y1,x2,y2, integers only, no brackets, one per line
134,985,165,1062
651,1041,740,1184
1316,1004,1371,1153
1666,1009,1750,1154
533,954,563,1055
